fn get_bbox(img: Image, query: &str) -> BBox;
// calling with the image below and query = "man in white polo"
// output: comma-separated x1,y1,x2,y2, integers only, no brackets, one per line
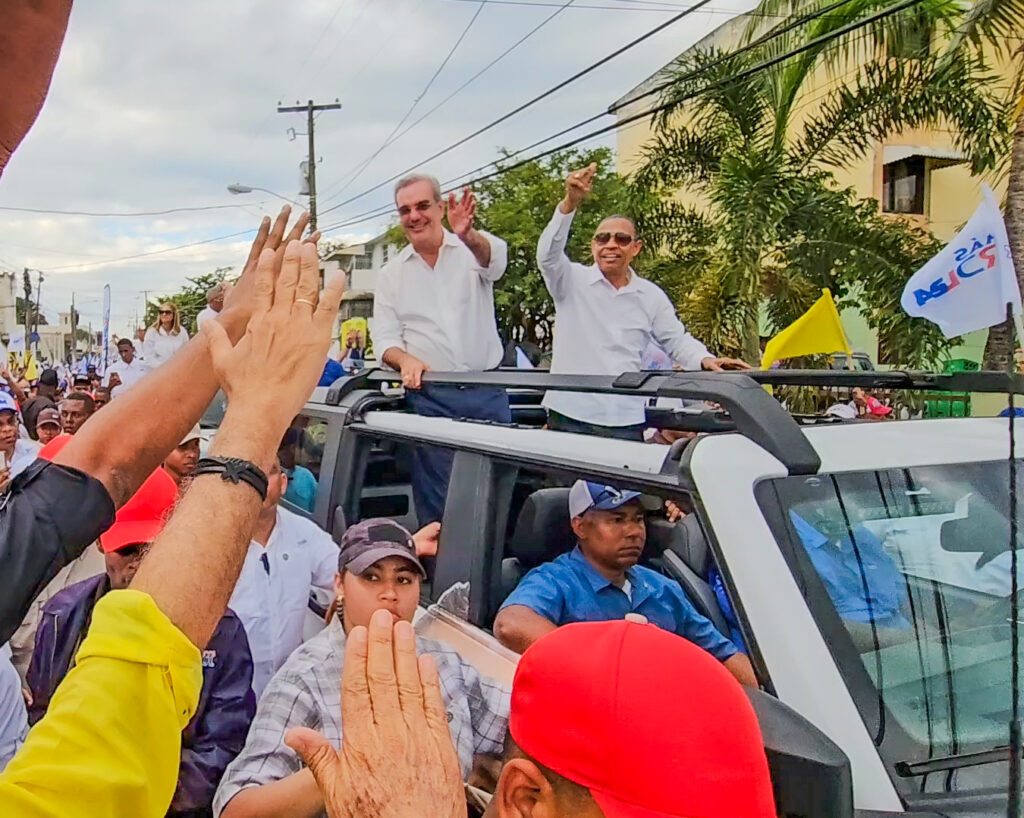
372,173,511,524
536,164,748,439
104,338,149,396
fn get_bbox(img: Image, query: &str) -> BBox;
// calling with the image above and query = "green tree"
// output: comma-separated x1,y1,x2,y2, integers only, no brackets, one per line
473,147,632,345
630,0,1010,365
145,267,233,335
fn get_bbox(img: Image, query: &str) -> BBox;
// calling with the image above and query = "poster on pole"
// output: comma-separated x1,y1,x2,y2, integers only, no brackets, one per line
102,284,111,374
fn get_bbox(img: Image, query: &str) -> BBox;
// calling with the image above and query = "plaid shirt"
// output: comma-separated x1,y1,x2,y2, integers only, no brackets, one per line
213,618,510,817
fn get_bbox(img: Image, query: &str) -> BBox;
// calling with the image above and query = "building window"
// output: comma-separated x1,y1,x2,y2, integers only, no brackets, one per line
382,244,390,264
882,158,926,215
353,254,372,270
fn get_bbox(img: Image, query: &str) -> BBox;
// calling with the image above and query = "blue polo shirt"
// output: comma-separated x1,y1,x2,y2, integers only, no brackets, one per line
789,511,908,628
501,546,738,662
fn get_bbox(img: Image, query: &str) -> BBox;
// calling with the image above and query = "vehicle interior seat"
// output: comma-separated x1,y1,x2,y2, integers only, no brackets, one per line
641,515,731,636
501,487,575,600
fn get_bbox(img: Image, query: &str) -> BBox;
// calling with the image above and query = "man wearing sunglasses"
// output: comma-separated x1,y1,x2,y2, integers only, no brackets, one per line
25,467,257,816
536,164,749,439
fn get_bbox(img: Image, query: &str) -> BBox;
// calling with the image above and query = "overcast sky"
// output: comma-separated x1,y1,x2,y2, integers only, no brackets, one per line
0,0,754,337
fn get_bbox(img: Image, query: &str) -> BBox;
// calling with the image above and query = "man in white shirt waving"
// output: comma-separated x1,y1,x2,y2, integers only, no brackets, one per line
372,174,511,523
537,164,748,439
104,338,149,396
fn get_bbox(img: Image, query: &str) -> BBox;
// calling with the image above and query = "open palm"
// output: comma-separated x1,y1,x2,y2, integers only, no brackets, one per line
446,188,476,238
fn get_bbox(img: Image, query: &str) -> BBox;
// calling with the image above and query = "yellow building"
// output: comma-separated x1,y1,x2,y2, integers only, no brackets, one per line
611,13,1015,364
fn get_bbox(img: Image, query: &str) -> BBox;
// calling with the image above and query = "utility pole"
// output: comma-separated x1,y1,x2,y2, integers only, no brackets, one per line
70,292,77,366
22,269,31,353
277,99,341,233
33,270,43,359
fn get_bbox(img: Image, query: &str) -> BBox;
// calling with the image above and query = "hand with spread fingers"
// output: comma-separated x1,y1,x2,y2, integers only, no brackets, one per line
445,187,477,240
561,162,597,213
285,609,465,818
204,239,345,430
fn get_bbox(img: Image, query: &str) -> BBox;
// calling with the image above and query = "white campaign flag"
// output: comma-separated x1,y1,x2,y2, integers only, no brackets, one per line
900,185,1021,338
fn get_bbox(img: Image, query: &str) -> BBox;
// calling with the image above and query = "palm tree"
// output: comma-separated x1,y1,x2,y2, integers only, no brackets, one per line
630,0,1010,364
941,0,1024,369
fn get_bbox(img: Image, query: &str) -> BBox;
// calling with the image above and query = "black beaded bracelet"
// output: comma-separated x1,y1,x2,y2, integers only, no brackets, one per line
193,457,269,501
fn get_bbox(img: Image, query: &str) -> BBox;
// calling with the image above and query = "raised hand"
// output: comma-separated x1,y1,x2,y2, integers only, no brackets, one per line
445,187,476,239
285,610,465,818
204,240,345,432
562,162,597,213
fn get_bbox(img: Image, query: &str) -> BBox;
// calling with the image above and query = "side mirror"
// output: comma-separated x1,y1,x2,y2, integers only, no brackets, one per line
746,688,853,818
331,505,348,546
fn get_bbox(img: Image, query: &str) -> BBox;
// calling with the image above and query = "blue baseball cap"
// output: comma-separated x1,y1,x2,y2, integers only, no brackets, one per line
569,481,642,519
0,392,18,414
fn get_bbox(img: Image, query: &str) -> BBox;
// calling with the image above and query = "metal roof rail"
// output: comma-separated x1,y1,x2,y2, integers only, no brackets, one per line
324,368,1024,475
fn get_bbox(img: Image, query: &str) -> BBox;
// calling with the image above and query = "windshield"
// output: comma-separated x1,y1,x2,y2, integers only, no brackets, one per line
758,461,1022,796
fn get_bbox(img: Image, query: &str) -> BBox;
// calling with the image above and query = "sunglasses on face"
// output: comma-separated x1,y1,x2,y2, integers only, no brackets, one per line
159,310,173,315
592,232,635,247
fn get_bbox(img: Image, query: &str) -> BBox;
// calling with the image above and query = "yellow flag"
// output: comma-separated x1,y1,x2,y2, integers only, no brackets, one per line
23,353,38,382
761,289,851,369
340,317,370,354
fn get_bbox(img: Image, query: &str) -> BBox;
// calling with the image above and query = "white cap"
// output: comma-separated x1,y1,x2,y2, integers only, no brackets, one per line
568,480,643,519
179,424,202,445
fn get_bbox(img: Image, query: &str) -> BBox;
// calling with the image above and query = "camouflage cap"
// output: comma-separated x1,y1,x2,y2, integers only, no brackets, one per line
338,518,427,578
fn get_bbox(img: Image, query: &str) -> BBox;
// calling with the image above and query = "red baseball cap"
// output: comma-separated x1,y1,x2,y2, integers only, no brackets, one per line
38,433,72,460
98,467,177,553
509,621,775,818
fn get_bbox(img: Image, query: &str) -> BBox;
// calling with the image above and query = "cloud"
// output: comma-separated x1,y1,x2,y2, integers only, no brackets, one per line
0,0,742,339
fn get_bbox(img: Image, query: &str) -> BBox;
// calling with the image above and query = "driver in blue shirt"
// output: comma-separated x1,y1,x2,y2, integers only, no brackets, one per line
494,480,757,686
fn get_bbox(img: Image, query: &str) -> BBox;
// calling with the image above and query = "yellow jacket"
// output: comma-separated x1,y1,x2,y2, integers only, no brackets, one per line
0,590,202,817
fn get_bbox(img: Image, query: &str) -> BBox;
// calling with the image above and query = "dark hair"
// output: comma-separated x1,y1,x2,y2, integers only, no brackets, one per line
64,391,96,413
116,338,134,348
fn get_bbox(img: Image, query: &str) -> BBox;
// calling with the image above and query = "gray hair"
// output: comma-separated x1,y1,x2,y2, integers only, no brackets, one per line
206,282,227,302
598,214,638,237
394,174,442,204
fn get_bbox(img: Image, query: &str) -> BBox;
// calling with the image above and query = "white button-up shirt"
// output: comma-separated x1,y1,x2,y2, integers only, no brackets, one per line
537,207,711,427
142,326,189,369
196,306,219,329
104,356,150,392
227,507,338,700
371,229,508,371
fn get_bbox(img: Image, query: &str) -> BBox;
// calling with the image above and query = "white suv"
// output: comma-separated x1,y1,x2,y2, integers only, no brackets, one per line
277,367,1021,818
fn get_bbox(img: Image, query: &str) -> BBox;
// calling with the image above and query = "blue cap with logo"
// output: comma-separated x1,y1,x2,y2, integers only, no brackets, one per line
568,481,642,519
0,392,18,415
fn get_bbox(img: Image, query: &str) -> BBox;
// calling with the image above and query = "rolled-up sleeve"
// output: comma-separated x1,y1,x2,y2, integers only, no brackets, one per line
476,231,508,282
669,586,738,663
0,590,203,818
499,564,567,625
369,261,404,361
650,289,711,371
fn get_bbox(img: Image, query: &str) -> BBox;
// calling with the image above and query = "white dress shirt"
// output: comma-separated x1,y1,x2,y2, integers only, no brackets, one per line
371,229,508,372
142,326,189,369
104,356,150,392
537,207,711,427
9,439,39,479
227,507,338,700
196,306,219,329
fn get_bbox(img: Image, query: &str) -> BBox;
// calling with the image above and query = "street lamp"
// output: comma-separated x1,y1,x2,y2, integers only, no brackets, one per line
226,183,302,207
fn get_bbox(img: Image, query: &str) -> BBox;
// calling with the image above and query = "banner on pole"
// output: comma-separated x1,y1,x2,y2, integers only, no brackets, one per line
102,284,111,374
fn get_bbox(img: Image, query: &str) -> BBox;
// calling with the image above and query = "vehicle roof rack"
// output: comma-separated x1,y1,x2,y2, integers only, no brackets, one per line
326,368,1024,476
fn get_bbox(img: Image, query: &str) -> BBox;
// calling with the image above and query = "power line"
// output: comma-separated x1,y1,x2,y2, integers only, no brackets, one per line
318,0,926,234
318,0,577,203
0,203,249,218
317,0,716,217
325,0,489,201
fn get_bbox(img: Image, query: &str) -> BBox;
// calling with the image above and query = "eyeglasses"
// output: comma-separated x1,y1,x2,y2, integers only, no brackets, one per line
159,310,173,315
592,232,635,247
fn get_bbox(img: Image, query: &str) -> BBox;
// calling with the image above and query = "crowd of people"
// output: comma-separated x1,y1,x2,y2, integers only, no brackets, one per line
0,6,783,817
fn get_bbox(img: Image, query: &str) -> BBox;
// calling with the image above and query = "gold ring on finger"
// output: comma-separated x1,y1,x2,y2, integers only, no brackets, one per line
295,298,316,308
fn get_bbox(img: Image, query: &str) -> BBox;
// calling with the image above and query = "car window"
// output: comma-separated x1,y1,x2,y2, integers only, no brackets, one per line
758,462,1022,794
356,436,420,533
279,415,328,514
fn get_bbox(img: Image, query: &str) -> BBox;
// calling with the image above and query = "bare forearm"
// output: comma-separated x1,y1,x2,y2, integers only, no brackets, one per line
130,404,278,648
724,653,758,688
382,346,409,370
459,228,491,268
493,605,557,655
54,336,224,506
222,771,323,818
6,377,26,404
